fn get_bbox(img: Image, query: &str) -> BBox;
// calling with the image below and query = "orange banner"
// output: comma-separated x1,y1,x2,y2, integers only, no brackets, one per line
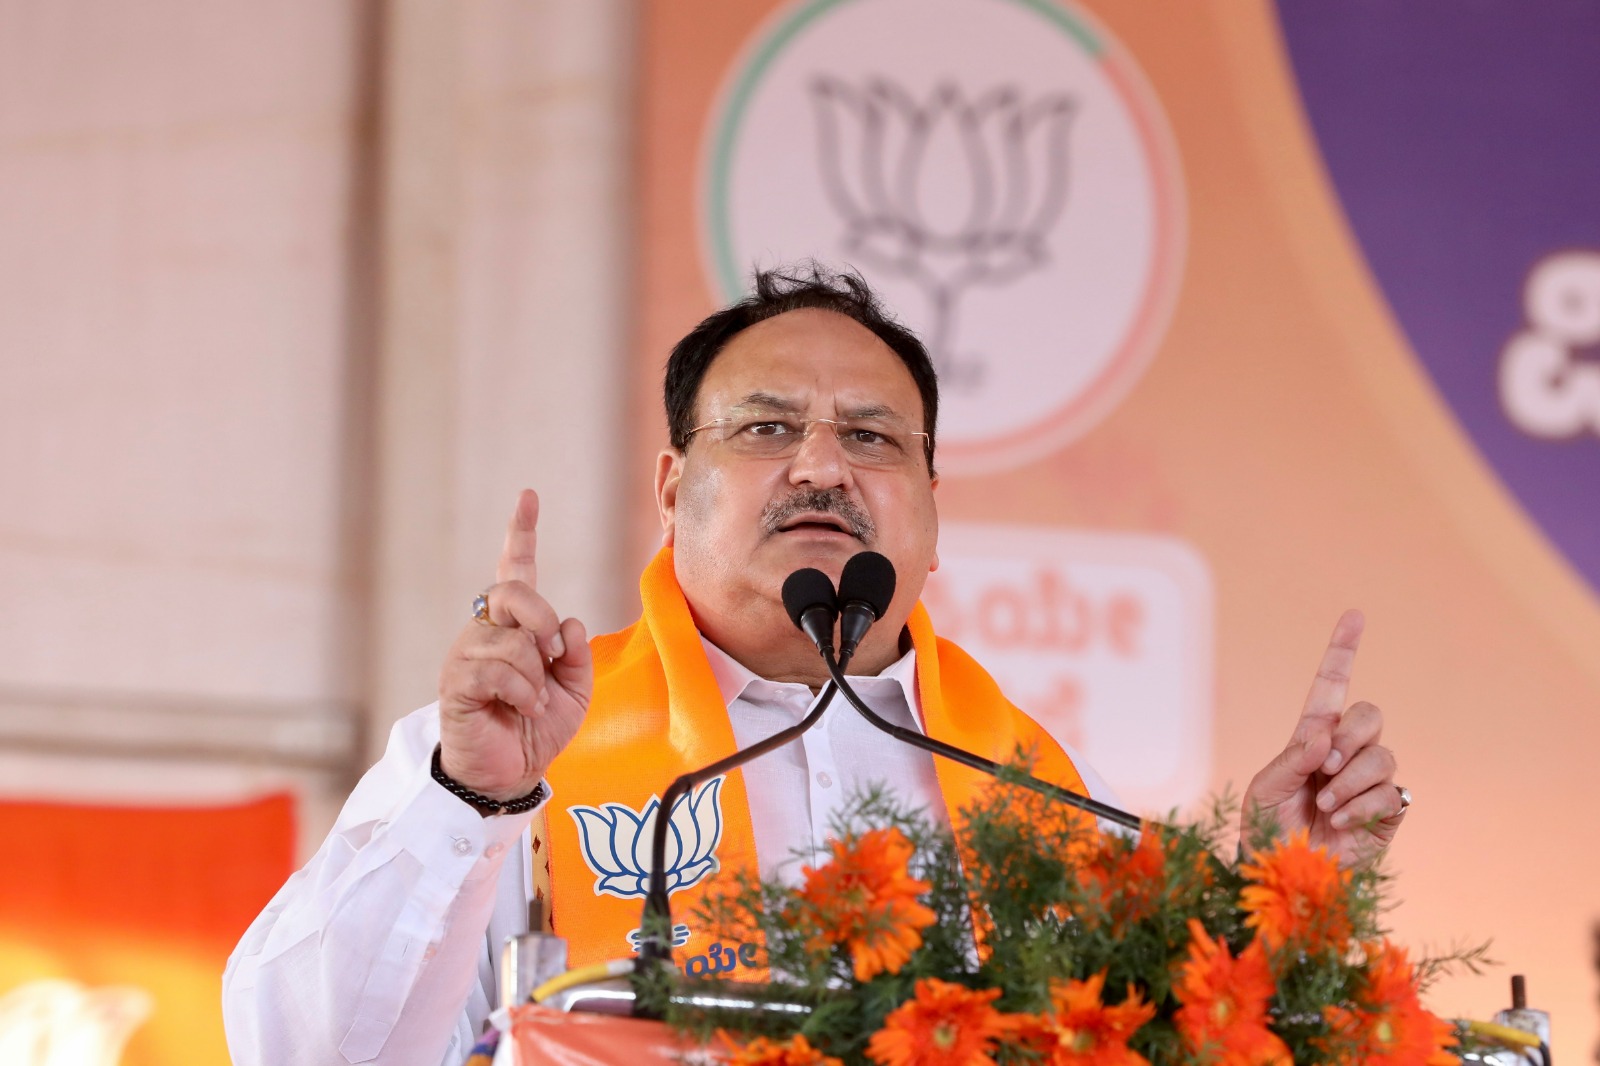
628,0,1600,1055
0,794,294,1066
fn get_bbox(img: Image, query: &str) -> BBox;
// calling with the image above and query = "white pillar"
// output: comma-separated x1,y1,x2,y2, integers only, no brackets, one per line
365,0,637,752
366,0,466,752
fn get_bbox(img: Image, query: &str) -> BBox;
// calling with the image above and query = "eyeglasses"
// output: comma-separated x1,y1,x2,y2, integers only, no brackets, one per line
685,413,931,468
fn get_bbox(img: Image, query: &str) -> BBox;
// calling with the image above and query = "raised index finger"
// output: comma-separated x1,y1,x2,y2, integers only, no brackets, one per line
496,489,541,588
1296,609,1365,738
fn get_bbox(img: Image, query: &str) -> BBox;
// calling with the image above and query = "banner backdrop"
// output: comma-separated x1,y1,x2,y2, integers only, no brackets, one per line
0,795,293,1065
628,0,1600,1057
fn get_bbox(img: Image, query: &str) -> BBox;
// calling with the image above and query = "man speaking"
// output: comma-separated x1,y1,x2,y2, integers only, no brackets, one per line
223,268,1405,1065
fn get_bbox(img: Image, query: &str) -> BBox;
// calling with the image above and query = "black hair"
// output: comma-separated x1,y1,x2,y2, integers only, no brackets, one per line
662,264,939,473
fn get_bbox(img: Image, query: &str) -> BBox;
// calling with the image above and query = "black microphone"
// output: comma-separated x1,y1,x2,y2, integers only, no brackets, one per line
783,567,840,660
818,554,1144,833
636,568,845,986
837,551,895,665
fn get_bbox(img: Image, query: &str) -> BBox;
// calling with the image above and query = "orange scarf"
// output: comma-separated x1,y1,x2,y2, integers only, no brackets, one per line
539,548,1087,971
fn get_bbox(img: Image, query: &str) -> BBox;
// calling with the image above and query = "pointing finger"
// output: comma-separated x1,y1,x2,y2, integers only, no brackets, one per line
1295,609,1365,742
496,489,540,589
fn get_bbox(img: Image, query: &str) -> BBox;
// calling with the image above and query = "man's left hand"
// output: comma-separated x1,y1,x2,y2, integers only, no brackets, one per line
1243,609,1405,867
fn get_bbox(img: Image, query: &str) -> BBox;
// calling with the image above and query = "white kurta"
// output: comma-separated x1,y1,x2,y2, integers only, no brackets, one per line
222,644,1118,1066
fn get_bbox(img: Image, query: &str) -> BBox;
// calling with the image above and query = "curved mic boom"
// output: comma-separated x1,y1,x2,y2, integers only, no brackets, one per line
637,567,845,982
820,552,1144,832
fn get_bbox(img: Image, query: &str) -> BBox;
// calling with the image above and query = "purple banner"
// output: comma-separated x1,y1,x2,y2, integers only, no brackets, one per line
1275,0,1600,595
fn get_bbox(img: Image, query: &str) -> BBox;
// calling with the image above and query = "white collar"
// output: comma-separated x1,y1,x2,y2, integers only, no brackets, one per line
699,635,924,728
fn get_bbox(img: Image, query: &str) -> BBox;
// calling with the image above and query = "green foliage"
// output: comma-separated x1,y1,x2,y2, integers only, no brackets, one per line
663,762,1480,1066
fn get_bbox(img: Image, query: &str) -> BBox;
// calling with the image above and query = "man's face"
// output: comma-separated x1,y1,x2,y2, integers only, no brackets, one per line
656,308,939,657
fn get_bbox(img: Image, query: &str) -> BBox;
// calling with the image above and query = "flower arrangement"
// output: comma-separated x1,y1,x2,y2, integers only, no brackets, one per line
653,766,1483,1066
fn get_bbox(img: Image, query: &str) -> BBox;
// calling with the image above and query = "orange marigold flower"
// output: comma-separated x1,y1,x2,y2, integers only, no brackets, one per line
1172,919,1290,1066
722,1033,844,1066
867,978,1013,1066
1085,828,1169,932
1012,971,1155,1066
800,826,938,982
1324,942,1459,1066
1238,829,1352,953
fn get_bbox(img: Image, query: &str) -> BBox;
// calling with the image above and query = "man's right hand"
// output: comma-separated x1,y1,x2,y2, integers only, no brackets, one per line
438,489,593,802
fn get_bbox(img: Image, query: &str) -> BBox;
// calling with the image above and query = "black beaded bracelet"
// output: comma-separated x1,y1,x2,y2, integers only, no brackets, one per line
430,745,547,816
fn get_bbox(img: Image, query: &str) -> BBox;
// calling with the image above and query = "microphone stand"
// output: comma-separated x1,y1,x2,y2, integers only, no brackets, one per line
630,628,1140,1019
638,665,855,971
820,647,1143,832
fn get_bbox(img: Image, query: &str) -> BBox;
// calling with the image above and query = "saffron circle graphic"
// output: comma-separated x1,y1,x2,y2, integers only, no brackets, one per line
702,0,1186,474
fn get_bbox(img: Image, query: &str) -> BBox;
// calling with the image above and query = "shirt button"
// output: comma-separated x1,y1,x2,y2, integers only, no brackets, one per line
452,837,473,856
816,771,833,789
485,842,505,859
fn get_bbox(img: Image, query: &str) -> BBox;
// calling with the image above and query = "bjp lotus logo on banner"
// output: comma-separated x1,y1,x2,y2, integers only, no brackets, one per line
810,78,1076,390
703,0,1185,473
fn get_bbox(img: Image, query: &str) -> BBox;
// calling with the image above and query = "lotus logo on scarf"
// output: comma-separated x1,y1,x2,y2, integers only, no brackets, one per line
568,778,726,899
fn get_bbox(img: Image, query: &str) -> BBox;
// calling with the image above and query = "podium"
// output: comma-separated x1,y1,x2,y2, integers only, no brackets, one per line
498,1005,692,1065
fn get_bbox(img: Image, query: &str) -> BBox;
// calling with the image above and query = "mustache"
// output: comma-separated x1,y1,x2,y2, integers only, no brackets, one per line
761,488,876,541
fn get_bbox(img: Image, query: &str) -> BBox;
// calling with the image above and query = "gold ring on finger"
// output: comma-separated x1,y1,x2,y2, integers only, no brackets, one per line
472,592,494,626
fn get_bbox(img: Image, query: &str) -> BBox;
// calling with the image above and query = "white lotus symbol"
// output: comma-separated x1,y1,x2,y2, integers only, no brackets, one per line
569,777,725,899
811,77,1076,387
0,979,152,1066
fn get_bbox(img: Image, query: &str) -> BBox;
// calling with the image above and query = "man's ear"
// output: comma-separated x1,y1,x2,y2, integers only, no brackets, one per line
929,474,939,573
655,449,685,547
